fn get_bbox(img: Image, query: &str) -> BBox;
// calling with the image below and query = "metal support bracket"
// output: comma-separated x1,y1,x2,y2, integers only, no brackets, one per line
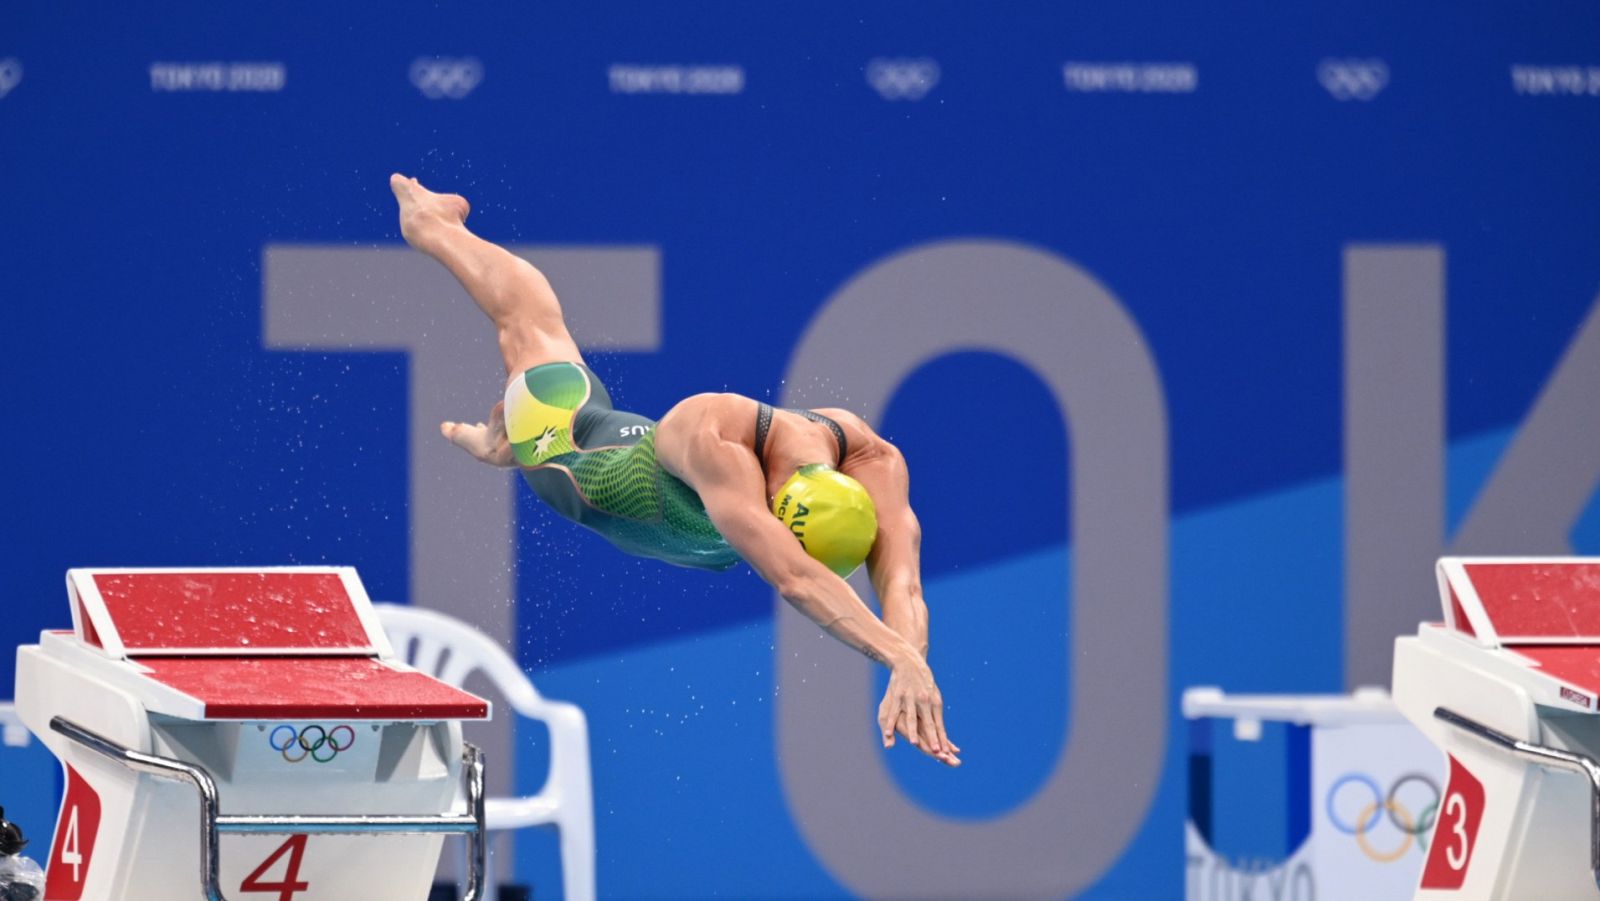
51,715,486,901
1434,706,1600,889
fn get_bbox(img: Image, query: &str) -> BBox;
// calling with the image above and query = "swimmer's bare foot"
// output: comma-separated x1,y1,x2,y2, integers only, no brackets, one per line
390,173,471,254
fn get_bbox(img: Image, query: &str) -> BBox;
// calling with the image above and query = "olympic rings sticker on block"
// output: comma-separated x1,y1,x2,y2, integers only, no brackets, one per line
268,724,357,764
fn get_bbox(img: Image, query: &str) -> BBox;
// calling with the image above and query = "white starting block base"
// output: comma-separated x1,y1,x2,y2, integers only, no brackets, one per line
1394,557,1600,900
13,568,491,901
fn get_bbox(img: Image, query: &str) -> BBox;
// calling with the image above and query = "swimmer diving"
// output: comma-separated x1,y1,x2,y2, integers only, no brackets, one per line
390,173,960,767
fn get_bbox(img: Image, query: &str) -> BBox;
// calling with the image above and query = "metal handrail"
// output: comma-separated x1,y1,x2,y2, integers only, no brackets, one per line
51,716,486,901
1434,706,1600,889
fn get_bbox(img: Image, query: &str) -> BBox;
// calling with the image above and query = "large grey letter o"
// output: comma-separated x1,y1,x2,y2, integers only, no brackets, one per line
776,240,1170,899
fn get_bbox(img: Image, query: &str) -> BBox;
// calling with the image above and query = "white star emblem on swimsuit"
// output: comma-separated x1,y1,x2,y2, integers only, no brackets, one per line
532,426,559,457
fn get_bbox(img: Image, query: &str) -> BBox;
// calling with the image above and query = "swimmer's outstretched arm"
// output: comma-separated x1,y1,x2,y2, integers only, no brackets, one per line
828,422,959,759
664,427,961,767
844,441,930,658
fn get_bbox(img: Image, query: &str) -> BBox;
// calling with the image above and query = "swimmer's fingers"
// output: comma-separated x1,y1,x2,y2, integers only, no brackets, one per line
931,704,960,767
879,677,957,765
901,700,925,755
933,703,956,754
895,716,919,754
896,716,921,758
877,696,897,748
915,694,958,766
895,712,960,766
916,693,941,752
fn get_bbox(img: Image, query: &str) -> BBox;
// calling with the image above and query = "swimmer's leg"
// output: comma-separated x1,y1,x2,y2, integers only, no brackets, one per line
390,173,583,376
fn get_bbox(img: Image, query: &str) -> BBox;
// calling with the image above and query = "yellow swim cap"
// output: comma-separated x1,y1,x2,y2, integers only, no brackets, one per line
770,464,878,577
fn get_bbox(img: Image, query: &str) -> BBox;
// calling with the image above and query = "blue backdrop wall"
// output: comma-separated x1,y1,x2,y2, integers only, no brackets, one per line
4,3,1600,898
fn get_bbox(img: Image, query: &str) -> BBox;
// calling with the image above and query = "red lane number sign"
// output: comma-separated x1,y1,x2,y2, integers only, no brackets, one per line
45,767,102,901
240,834,312,900
1421,754,1486,890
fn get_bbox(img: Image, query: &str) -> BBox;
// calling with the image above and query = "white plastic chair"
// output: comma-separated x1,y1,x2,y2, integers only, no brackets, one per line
375,604,595,901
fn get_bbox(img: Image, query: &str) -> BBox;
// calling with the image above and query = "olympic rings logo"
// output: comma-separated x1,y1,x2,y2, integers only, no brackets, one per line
866,58,940,101
410,57,483,100
1326,772,1439,862
269,724,357,764
1317,58,1389,102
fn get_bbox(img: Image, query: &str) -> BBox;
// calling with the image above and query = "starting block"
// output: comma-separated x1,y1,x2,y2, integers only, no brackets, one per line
13,567,492,901
1393,557,1600,900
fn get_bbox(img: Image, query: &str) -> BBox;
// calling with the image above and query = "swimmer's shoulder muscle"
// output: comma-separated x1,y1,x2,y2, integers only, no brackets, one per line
654,392,758,480
656,394,821,590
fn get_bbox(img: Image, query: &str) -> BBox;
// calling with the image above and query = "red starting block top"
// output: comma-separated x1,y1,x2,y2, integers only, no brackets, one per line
57,567,488,722
136,657,487,720
69,568,388,658
1507,646,1600,697
1440,557,1600,648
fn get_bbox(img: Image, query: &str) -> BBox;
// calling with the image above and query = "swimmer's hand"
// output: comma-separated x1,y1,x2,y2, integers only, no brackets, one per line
441,401,517,469
879,656,961,767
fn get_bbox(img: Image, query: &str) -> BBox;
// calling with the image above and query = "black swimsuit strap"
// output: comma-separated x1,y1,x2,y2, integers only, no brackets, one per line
753,403,848,467
754,402,774,468
791,409,849,463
